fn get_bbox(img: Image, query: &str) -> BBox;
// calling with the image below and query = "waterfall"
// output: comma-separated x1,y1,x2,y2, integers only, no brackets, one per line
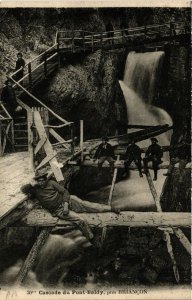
120,51,172,147
123,51,165,103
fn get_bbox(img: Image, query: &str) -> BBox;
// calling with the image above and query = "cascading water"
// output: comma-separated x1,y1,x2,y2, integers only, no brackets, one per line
120,50,172,147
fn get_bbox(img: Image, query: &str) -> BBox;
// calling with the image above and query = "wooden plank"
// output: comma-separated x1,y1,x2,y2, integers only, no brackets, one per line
34,135,47,155
144,170,180,283
22,209,191,228
2,122,12,154
34,111,64,182
35,152,57,170
108,155,120,205
173,229,191,254
0,121,2,155
49,128,70,150
15,228,52,285
80,120,84,161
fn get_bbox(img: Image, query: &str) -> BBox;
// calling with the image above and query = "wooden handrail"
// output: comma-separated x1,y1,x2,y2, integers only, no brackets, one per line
10,43,58,80
9,77,70,125
57,22,188,48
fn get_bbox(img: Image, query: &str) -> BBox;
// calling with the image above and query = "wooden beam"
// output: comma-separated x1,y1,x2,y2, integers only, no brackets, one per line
0,201,35,231
108,155,120,205
34,111,64,182
145,170,180,283
22,209,190,228
68,159,169,170
80,120,84,162
49,128,70,150
15,228,52,285
173,228,191,255
28,109,34,171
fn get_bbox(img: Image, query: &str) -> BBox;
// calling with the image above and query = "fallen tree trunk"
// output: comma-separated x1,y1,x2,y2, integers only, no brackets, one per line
20,209,190,228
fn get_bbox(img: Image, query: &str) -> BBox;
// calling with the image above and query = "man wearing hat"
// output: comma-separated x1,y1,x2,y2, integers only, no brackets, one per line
93,136,115,174
15,52,25,82
21,169,120,246
124,139,143,177
0,79,22,117
29,169,94,242
143,137,163,181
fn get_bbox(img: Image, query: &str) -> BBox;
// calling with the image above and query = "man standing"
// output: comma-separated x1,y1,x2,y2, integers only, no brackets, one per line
93,136,115,174
143,137,163,181
15,52,25,82
124,139,143,177
0,79,22,117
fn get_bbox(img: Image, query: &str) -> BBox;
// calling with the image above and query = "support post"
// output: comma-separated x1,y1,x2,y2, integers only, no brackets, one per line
11,119,15,150
28,108,34,171
80,120,84,162
70,124,75,156
100,33,103,50
71,31,74,53
82,31,85,52
28,62,32,89
145,169,180,283
15,228,52,285
44,53,47,77
0,121,2,156
108,155,120,206
56,33,61,68
91,34,94,52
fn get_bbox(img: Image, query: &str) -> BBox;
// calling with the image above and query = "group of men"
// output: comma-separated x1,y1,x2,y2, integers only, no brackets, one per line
93,136,163,181
0,53,25,117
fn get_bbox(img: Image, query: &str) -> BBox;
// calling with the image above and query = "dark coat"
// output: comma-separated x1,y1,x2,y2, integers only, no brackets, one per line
16,58,25,70
146,144,163,160
15,58,25,80
1,85,17,113
94,142,115,159
125,144,142,160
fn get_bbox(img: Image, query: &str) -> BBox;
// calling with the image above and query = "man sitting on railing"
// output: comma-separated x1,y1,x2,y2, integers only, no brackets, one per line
0,79,22,117
21,169,120,247
124,139,143,178
15,52,25,83
93,136,115,174
143,137,163,181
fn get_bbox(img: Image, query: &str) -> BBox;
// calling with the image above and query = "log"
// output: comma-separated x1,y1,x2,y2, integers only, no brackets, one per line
144,170,180,283
0,201,35,231
68,159,169,169
15,227,52,285
21,209,191,228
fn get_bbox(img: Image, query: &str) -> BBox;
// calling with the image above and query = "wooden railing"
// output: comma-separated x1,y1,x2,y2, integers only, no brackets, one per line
57,22,190,52
10,43,59,91
0,103,14,155
8,48,74,161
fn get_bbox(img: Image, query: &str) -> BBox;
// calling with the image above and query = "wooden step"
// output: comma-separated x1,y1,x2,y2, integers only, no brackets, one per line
14,130,28,133
14,137,28,140
14,122,27,126
14,144,28,147
14,116,26,120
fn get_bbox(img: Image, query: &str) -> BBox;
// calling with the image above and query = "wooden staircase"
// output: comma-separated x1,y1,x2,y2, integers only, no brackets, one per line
13,114,28,151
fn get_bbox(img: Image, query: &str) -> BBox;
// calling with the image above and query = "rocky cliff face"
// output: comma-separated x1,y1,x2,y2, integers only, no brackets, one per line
42,49,127,138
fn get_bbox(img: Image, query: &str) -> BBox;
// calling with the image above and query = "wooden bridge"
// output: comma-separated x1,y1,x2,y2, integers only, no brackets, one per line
0,22,190,286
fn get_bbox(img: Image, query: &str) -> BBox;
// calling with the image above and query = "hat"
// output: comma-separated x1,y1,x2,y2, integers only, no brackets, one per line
151,137,158,143
102,136,108,141
34,169,48,180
